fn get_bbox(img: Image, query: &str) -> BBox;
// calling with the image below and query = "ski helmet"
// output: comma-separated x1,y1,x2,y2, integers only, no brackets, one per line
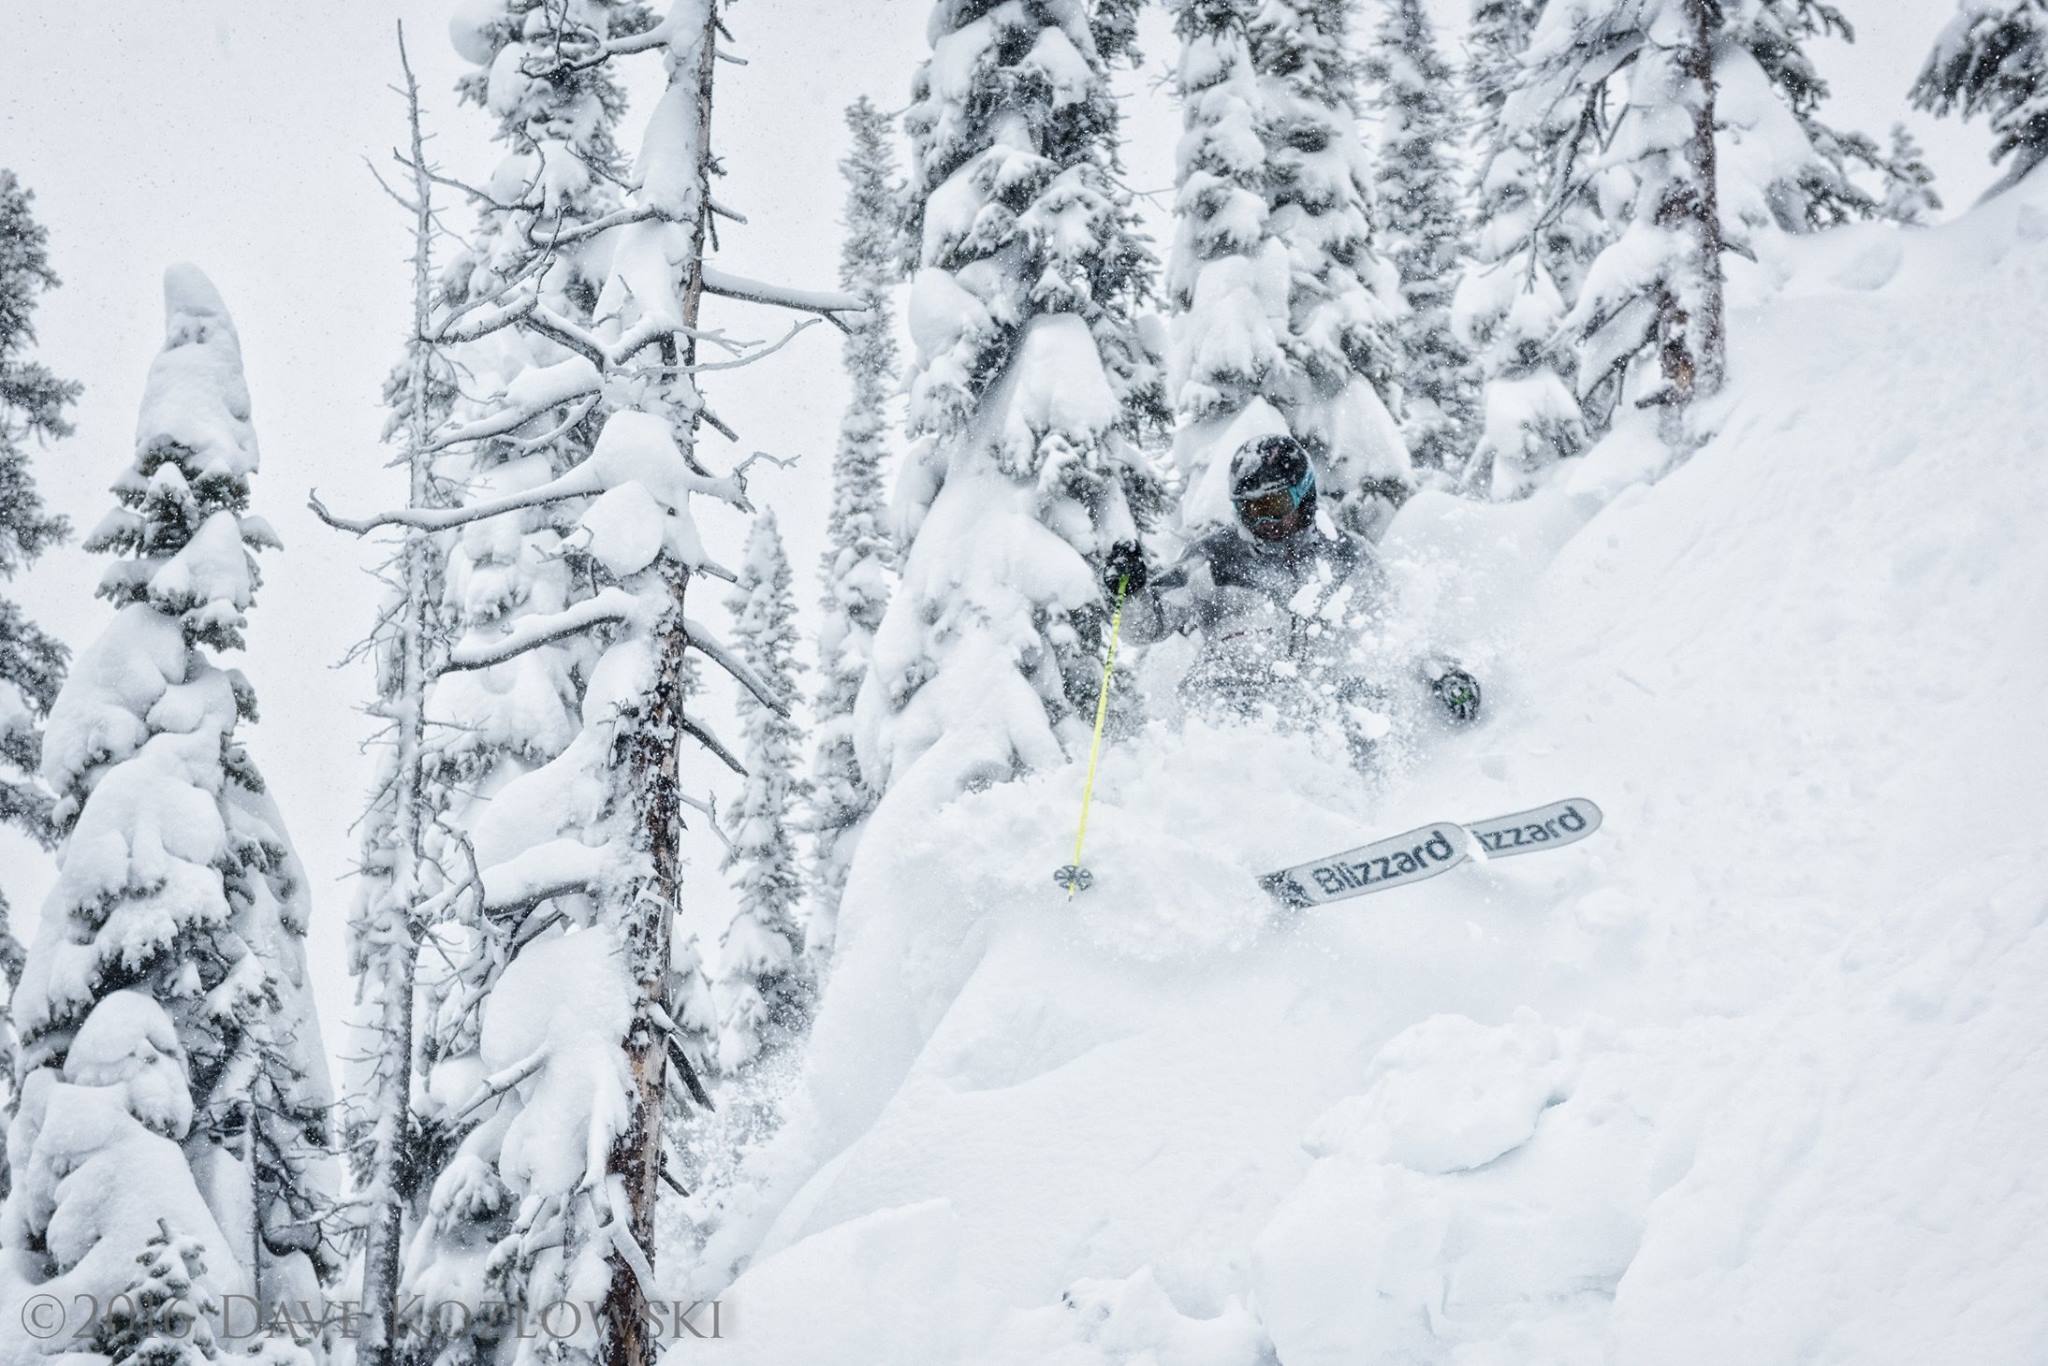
1230,435,1316,541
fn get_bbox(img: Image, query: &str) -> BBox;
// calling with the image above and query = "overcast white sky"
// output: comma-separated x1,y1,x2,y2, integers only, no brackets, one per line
0,1,1996,1043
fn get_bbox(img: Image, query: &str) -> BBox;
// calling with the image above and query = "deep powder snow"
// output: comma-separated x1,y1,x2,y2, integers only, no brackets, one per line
668,177,2048,1365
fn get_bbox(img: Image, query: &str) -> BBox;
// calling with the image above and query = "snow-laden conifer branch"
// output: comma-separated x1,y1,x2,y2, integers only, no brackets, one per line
601,1181,661,1300
429,249,552,340
440,589,636,671
434,1049,547,1134
698,266,863,329
1913,0,2048,191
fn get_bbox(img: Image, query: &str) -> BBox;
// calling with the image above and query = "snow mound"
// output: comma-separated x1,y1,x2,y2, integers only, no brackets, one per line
1304,1009,1566,1175
62,991,194,1139
671,171,2048,1363
136,263,257,481
483,926,633,1199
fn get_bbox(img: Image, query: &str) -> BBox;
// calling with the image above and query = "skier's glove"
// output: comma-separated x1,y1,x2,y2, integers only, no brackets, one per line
1432,668,1482,724
1103,540,1148,597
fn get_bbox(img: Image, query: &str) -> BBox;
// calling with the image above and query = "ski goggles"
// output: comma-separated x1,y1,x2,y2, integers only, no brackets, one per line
1234,466,1315,524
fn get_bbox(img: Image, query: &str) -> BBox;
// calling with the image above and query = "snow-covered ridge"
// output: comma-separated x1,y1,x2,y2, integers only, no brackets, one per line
679,173,2048,1364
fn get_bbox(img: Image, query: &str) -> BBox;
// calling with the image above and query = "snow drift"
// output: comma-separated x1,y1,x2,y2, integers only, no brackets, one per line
674,175,2048,1363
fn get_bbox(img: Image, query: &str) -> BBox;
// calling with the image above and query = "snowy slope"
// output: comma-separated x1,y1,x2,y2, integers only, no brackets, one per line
675,178,2048,1365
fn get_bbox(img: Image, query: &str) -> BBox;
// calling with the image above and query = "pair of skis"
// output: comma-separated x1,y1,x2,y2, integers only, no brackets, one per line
1256,797,1604,909
1053,796,1604,905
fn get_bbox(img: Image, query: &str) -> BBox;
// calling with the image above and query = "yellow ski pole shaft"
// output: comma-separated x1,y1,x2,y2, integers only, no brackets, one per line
1064,575,1128,899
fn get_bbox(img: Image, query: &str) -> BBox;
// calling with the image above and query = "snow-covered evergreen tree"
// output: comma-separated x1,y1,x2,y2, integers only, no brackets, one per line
1474,0,1613,420
1167,0,1407,537
1517,0,1730,427
336,10,652,1364
1453,0,1587,496
1520,1,1891,431
1167,0,1291,523
94,1219,227,1366
1729,1,1884,231
1092,0,1148,65
1366,0,1480,476
1878,123,1944,225
716,512,811,1073
1465,0,1540,118
315,9,860,1365
1251,0,1409,533
0,172,75,1169
7,266,336,1310
418,0,648,906
859,0,1170,801
809,98,900,974
1914,0,2048,193
3,992,257,1347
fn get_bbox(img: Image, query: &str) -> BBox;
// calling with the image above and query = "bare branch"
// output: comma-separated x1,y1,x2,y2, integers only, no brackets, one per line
513,394,599,451
443,589,637,672
679,716,746,777
425,356,602,453
691,316,824,373
438,1048,546,1133
309,464,590,536
481,876,592,923
699,406,739,443
685,617,788,716
677,787,738,858
420,164,524,214
663,1034,715,1111
363,155,420,214
523,302,610,367
437,292,538,345
510,908,567,954
730,449,800,482
596,1181,660,1299
699,266,864,332
432,250,551,341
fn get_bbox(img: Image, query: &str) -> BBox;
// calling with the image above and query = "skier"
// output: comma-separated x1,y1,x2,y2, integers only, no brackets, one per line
1101,435,1481,747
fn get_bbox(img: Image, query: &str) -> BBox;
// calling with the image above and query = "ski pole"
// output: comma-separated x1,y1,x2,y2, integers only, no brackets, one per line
1055,574,1129,898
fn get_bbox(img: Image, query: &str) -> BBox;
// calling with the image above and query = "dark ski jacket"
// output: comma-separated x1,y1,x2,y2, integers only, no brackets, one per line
1119,520,1458,702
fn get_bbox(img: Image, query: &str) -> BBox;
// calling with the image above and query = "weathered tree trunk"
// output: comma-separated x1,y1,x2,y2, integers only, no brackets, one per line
607,567,689,1366
604,9,719,1366
1658,0,1726,410
359,29,436,1366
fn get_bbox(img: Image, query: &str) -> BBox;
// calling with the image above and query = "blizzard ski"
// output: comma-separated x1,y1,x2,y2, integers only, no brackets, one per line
1463,798,1602,861
1260,798,1604,908
1258,821,1473,909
